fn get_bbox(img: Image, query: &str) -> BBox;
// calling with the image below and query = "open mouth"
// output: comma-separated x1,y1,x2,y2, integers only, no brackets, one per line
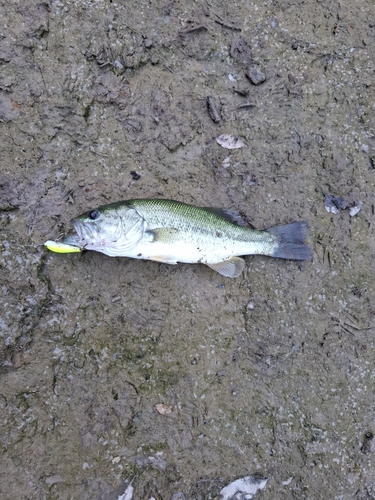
61,218,88,248
72,218,84,239
79,220,98,241
70,218,96,241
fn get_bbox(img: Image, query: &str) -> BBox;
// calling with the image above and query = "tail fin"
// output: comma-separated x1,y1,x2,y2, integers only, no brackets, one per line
267,221,312,260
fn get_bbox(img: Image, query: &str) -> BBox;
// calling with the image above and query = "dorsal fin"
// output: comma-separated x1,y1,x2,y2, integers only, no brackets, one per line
202,208,246,226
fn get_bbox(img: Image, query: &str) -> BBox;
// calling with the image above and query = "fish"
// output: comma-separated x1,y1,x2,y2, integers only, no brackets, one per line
60,198,312,278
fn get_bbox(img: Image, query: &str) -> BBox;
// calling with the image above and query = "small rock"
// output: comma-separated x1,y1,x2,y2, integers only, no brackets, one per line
269,17,279,29
45,475,65,485
361,431,375,454
246,65,266,85
171,493,186,500
130,171,140,180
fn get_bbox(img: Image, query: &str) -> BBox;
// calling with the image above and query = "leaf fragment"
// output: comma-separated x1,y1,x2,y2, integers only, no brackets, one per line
216,134,247,149
154,403,172,415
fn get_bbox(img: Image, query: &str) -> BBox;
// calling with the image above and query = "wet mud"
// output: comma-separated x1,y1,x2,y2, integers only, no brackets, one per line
1,0,375,499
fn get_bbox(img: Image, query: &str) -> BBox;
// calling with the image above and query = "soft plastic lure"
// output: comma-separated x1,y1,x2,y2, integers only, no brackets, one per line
44,240,82,254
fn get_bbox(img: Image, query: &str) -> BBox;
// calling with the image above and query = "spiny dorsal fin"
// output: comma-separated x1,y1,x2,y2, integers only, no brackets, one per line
202,208,246,226
207,256,245,278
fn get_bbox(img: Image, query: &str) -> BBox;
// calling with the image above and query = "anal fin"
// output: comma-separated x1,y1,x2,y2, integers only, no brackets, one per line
207,257,245,278
151,255,178,264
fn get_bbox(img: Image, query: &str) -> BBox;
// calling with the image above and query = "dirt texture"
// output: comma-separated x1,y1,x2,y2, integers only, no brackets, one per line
1,0,375,499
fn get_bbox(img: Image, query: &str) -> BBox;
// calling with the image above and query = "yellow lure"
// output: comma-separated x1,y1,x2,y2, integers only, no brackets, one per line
44,240,82,253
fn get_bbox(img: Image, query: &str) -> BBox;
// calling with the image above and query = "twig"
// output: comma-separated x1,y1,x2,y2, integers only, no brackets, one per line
214,16,241,31
179,25,207,35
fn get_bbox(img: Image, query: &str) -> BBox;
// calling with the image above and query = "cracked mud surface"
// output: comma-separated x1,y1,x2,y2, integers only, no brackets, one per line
1,1,375,499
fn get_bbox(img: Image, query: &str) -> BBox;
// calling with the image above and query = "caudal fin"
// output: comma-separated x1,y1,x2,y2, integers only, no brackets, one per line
267,221,312,260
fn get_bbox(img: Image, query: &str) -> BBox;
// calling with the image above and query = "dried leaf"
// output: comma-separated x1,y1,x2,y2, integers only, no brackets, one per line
220,475,268,499
216,134,247,149
154,403,172,415
324,194,362,216
117,482,134,500
324,195,347,214
349,202,363,217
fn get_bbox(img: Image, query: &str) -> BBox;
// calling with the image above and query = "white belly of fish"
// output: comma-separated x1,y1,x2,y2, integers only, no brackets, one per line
123,235,262,265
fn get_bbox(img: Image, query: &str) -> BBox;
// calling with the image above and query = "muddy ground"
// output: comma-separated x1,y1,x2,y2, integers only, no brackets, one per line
1,0,375,499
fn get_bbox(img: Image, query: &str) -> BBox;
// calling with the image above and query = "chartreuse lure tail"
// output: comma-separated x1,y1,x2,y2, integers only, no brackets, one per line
44,240,81,253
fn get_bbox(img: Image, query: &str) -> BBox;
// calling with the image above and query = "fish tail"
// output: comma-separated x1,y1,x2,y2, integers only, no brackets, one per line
267,221,312,260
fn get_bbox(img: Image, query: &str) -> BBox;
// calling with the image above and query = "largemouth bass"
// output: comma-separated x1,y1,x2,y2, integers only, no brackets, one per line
60,198,312,278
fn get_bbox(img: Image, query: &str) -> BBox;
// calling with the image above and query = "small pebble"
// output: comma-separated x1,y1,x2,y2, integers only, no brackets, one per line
246,65,266,85
130,171,140,180
269,17,279,29
171,492,186,500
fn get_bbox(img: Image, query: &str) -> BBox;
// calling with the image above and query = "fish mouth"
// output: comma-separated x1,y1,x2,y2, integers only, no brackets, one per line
62,218,94,248
72,218,85,239
72,218,98,241
62,233,83,247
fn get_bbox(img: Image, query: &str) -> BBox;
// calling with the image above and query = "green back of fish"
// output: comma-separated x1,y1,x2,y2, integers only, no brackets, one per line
124,198,266,244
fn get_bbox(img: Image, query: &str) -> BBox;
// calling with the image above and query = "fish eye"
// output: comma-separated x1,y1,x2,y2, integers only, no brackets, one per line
89,210,100,220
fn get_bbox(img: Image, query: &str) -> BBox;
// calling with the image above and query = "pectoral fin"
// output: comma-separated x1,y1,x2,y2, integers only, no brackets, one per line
142,228,180,264
207,257,245,278
146,227,179,243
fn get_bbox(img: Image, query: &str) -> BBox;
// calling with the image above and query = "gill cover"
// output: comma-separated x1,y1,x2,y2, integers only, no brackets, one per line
73,206,145,256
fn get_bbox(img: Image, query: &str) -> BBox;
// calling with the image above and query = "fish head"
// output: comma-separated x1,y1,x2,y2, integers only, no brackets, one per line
65,202,145,256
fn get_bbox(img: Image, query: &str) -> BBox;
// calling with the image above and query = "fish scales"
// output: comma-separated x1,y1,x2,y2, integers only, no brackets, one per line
130,199,274,255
